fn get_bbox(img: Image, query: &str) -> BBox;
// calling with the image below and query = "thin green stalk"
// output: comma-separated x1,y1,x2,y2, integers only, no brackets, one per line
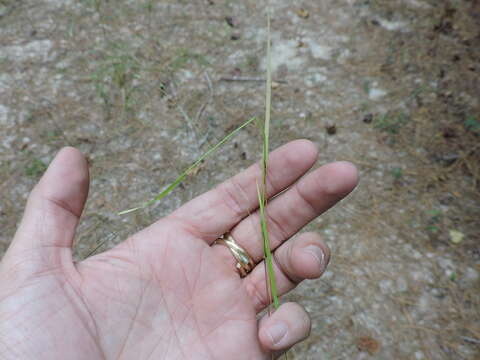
257,183,279,309
118,116,256,215
262,13,272,181
259,11,280,310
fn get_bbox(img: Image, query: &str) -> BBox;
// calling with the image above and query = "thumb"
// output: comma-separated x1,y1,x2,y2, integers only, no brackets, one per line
4,147,89,269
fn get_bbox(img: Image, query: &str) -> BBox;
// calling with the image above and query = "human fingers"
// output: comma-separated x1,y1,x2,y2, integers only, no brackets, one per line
213,161,357,271
164,139,318,241
3,147,89,273
258,302,311,355
243,232,329,312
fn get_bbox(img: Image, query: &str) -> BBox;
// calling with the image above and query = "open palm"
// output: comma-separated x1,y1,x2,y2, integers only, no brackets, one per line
0,140,358,359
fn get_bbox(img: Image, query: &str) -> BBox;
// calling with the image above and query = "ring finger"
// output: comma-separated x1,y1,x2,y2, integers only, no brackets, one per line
212,161,357,273
244,232,330,313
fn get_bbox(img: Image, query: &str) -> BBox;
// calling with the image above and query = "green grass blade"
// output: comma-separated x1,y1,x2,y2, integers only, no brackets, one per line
118,116,256,215
258,11,279,310
257,183,279,309
262,13,272,187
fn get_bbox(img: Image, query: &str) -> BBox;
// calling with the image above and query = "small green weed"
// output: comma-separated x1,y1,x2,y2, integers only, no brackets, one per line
407,84,428,102
168,49,209,73
43,129,62,141
374,112,408,134
25,158,47,178
391,167,403,180
245,54,259,71
427,209,442,220
363,80,371,95
142,0,154,13
91,43,142,114
92,53,140,91
426,209,442,233
80,0,103,12
464,115,480,134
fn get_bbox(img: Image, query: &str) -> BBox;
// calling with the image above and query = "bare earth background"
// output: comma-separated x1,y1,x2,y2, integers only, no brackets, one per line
1,0,479,359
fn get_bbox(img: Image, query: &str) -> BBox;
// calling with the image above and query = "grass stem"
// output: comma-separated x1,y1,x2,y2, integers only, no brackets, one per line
259,11,280,311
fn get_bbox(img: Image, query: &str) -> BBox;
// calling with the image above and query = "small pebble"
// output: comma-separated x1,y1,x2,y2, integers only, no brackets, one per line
325,124,337,135
363,114,373,123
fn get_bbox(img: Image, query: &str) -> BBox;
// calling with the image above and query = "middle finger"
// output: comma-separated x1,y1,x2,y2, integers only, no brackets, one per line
212,161,357,271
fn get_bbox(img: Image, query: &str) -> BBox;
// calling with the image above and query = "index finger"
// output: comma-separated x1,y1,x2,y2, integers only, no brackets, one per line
168,139,319,242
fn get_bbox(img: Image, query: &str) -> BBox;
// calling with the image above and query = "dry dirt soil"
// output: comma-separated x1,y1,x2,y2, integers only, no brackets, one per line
1,0,479,359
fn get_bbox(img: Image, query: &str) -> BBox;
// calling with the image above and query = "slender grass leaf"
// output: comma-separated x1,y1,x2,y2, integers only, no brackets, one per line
257,182,280,309
118,116,256,215
259,11,280,311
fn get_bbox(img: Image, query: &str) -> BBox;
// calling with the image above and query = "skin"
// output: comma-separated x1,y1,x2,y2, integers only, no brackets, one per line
0,140,358,359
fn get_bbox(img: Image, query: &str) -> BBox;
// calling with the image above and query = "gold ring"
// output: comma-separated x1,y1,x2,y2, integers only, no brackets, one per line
216,232,254,277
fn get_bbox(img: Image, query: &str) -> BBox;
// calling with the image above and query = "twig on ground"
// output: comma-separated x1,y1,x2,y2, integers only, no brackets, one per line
461,336,480,345
219,76,287,84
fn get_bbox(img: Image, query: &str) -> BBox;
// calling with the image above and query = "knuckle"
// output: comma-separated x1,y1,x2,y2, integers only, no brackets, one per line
267,213,291,245
245,279,269,310
218,178,247,219
294,184,318,215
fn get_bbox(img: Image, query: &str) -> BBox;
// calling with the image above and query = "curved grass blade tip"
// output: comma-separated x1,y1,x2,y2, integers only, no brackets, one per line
118,116,256,215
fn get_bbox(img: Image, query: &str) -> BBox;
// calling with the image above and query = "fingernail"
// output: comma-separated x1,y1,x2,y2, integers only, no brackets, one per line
267,322,288,345
304,245,326,271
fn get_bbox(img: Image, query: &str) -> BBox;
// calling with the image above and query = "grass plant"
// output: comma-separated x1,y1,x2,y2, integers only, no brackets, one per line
119,10,283,355
257,12,280,311
258,11,285,359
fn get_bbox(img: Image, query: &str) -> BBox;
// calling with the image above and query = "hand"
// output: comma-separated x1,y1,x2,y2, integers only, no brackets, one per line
0,140,358,359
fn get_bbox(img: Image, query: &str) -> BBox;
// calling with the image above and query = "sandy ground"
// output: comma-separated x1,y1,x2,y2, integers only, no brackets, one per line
1,0,479,359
